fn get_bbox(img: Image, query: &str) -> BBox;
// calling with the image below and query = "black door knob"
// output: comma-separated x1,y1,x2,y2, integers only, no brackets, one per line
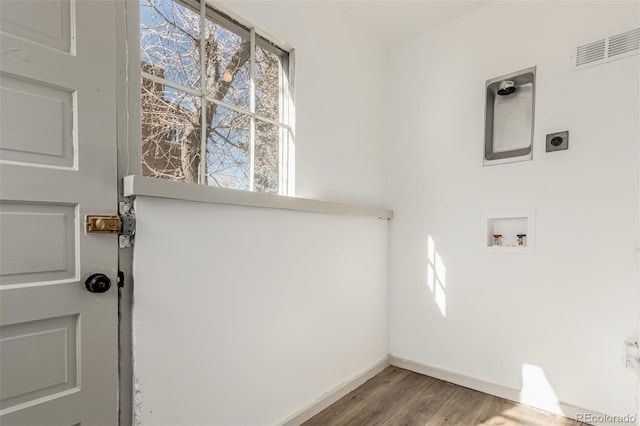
85,273,111,293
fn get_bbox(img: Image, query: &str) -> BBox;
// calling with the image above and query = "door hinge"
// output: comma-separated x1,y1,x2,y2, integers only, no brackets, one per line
85,201,136,248
118,201,135,248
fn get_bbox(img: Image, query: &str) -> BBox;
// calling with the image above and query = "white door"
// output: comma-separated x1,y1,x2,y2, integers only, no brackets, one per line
0,1,118,424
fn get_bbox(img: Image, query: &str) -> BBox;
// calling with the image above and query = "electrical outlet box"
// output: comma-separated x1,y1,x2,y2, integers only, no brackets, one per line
546,131,569,152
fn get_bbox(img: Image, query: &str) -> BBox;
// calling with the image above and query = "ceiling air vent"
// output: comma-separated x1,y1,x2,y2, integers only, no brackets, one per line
571,27,640,71
575,39,605,66
608,28,640,57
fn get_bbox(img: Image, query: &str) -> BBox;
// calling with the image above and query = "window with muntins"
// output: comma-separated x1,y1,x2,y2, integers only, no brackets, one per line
140,0,292,193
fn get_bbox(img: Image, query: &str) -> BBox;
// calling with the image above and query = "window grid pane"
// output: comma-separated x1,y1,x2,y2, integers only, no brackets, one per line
204,17,251,110
141,0,290,193
254,119,282,193
255,44,282,122
141,78,201,182
206,104,251,190
140,0,201,92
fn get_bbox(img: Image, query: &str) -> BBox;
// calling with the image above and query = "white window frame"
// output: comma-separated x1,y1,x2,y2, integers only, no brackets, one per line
138,0,295,195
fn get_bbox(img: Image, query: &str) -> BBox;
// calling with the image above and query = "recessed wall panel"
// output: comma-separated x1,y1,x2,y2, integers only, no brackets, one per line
0,203,76,286
0,315,78,410
0,0,73,53
0,74,75,168
483,67,536,166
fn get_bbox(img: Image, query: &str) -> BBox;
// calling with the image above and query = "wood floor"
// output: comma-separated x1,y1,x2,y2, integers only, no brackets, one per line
303,367,587,426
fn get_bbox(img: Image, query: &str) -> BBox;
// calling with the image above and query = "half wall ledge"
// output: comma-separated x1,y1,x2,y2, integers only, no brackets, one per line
123,175,394,220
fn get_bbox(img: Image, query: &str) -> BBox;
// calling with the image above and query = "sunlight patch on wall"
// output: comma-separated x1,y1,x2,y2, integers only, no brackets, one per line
426,235,447,317
427,263,435,292
520,363,563,414
427,235,435,264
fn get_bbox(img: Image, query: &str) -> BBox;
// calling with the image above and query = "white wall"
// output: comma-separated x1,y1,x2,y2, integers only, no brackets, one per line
386,0,639,418
218,0,387,206
133,197,389,425
132,0,640,423
132,3,390,424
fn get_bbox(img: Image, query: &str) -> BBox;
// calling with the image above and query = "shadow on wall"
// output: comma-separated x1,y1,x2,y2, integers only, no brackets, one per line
427,235,447,317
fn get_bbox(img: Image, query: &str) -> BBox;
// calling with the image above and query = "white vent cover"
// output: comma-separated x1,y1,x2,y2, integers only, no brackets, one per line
571,27,640,71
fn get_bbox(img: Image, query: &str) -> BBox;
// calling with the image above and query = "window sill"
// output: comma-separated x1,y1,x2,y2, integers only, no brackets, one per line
123,176,393,220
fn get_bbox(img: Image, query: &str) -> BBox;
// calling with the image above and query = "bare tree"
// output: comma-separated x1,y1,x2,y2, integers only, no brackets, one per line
140,0,282,191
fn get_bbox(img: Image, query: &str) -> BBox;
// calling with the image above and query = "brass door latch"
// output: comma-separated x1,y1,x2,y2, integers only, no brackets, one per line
85,201,136,248
86,215,121,233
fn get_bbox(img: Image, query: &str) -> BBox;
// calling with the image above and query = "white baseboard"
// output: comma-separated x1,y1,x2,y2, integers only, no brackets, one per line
389,355,619,425
279,356,390,426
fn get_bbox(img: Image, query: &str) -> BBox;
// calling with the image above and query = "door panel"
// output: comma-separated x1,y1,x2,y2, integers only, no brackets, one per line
0,203,77,285
0,74,76,167
0,0,72,53
0,1,118,424
1,315,78,407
